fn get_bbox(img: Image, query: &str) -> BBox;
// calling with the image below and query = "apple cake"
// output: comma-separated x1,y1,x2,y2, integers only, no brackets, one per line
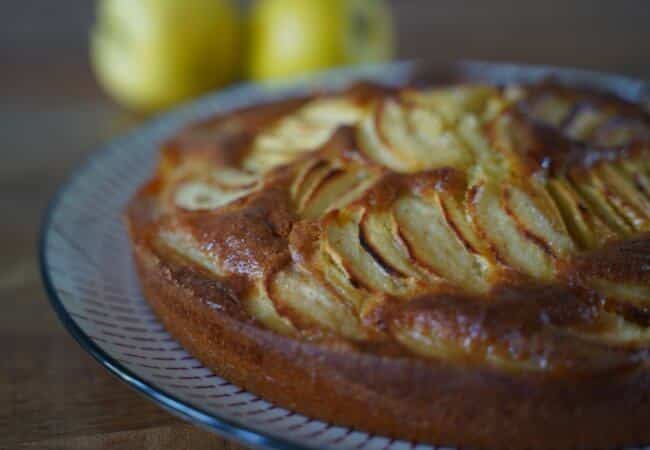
127,80,650,450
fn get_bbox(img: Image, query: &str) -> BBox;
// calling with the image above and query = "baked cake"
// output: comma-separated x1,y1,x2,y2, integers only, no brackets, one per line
127,79,650,449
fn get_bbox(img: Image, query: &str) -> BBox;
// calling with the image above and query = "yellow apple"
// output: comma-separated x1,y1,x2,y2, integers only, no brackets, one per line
247,0,395,81
91,0,241,111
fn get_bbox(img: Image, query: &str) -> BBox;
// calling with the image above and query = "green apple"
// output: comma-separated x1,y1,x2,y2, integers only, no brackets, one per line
91,0,241,111
247,0,395,81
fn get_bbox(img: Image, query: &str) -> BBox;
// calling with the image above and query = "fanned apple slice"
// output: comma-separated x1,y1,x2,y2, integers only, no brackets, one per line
290,159,329,205
307,245,370,313
524,93,572,127
547,178,616,249
402,85,499,124
300,97,365,124
591,278,650,309
268,265,367,340
457,114,507,176
563,107,610,141
391,319,546,371
357,99,473,173
620,159,650,202
570,311,650,345
383,99,473,169
288,222,370,315
360,209,441,284
437,191,494,278
394,194,489,292
469,181,556,280
246,281,296,335
502,181,576,260
324,207,419,297
484,113,530,172
594,163,650,231
171,166,259,211
579,167,641,232
173,180,255,211
293,162,341,214
301,167,380,219
390,290,630,373
358,104,414,172
244,151,299,173
244,97,364,173
569,170,633,236
157,228,227,277
211,167,259,188
619,159,650,198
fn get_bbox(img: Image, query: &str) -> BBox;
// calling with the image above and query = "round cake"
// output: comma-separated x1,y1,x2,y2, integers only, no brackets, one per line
127,79,650,450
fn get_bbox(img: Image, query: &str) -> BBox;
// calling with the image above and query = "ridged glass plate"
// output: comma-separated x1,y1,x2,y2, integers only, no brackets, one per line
39,61,649,450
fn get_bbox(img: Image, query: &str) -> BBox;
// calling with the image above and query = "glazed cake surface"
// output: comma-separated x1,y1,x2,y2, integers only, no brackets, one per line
127,80,650,450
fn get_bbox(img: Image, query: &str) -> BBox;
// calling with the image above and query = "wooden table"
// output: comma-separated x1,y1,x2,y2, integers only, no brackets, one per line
2,1,649,448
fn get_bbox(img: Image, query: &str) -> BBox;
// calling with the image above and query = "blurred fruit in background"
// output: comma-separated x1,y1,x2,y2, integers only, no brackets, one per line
247,0,394,81
91,0,241,112
90,0,395,111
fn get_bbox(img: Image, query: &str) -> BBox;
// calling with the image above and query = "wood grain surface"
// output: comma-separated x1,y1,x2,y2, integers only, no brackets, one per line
1,1,648,448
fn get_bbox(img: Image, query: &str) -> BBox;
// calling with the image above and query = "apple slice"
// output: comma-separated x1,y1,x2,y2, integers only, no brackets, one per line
569,169,633,236
324,207,418,297
437,190,497,287
246,281,296,335
357,101,419,172
402,85,499,125
570,310,650,345
300,97,365,124
360,209,441,284
502,181,576,260
469,181,556,281
523,92,572,127
547,177,616,250
594,163,650,231
291,160,339,212
211,167,259,189
157,228,227,277
620,159,650,196
269,265,367,340
290,159,326,201
245,97,363,172
391,292,630,372
382,99,472,169
620,158,650,199
173,180,254,211
357,98,473,172
244,150,299,173
164,165,259,212
301,166,380,219
457,114,508,177
591,278,650,309
563,107,610,141
391,318,547,371
308,245,370,313
393,194,490,292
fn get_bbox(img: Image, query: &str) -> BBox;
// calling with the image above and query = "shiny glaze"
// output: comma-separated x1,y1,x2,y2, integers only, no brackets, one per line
129,81,650,375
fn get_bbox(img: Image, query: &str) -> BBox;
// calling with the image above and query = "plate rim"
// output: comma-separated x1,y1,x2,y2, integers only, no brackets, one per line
38,60,650,450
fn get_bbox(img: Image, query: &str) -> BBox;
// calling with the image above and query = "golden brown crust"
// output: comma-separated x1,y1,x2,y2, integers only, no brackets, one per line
126,80,650,449
129,230,650,450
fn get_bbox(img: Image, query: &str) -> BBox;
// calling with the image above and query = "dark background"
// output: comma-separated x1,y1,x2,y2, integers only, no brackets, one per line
2,1,649,448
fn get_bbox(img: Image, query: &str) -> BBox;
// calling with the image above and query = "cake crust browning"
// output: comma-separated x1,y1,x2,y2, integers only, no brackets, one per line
127,80,650,449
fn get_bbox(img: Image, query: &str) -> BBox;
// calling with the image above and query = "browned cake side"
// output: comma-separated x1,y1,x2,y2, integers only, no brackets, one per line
126,81,650,450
